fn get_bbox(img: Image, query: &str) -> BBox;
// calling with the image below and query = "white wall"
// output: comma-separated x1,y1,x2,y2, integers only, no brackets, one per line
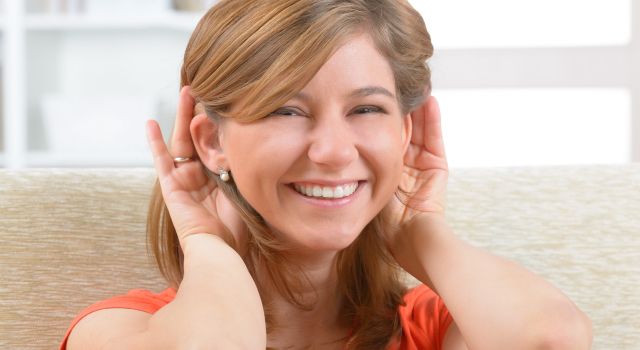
411,0,637,168
1,0,637,168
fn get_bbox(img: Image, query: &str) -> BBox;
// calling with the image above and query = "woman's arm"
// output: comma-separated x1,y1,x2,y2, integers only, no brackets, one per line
107,234,265,349
393,213,592,350
391,95,591,350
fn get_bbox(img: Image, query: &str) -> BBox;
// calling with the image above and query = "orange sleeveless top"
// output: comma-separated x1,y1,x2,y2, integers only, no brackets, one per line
60,284,452,349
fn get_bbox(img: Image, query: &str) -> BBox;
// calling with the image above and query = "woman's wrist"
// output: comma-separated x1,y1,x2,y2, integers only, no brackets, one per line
181,233,240,265
391,213,456,291
393,213,449,254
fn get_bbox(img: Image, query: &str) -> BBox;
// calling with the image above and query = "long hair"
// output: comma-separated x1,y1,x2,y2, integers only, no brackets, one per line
147,0,433,348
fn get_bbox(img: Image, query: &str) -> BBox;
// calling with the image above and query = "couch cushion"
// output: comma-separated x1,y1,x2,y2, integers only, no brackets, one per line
0,168,164,349
1,165,638,349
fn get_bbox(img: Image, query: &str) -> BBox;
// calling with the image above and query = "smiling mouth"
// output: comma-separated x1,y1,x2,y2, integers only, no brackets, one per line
292,182,359,199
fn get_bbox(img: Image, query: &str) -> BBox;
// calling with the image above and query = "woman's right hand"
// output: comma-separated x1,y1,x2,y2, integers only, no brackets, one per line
145,86,248,255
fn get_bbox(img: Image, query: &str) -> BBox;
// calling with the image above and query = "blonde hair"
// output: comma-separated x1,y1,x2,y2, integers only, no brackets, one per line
147,0,433,348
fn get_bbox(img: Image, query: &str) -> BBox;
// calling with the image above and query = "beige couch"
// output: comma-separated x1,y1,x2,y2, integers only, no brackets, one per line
1,165,639,349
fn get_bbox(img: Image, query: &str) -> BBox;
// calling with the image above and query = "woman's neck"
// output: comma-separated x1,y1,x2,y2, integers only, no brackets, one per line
256,250,352,348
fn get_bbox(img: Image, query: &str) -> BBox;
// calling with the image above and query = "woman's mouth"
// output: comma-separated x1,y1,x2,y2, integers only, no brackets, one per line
292,182,359,199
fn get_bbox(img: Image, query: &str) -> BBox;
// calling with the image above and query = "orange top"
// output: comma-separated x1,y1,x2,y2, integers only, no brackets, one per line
60,284,452,350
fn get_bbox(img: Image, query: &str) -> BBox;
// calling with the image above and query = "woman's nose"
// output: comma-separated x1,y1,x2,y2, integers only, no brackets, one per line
307,117,358,169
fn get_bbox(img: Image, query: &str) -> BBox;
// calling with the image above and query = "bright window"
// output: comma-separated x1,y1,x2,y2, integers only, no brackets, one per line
409,0,631,48
434,88,631,168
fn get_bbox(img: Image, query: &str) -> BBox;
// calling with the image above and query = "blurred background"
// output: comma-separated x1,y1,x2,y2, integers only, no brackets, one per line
0,0,637,169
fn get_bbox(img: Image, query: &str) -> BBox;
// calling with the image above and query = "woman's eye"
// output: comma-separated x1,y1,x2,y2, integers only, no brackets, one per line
353,106,384,115
270,108,303,117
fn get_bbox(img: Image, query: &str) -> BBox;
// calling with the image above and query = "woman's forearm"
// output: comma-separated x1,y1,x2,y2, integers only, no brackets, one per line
394,214,592,350
109,234,266,349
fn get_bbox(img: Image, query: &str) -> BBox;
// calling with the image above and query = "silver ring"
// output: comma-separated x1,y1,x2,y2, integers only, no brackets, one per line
173,157,193,163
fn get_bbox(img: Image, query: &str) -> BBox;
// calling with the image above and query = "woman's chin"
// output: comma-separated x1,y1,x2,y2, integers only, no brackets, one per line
271,229,360,256
264,216,374,254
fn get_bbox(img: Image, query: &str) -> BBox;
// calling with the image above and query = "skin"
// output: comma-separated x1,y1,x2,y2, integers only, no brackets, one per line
67,32,592,350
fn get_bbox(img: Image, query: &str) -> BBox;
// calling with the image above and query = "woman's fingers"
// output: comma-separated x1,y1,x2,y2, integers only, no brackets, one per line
422,96,446,159
169,86,197,160
411,96,446,159
146,119,174,178
410,100,426,146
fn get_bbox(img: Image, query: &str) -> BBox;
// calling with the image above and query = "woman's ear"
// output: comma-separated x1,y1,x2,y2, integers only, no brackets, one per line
190,113,228,172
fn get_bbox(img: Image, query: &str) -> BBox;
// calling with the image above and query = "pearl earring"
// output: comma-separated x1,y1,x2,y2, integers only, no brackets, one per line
219,169,230,182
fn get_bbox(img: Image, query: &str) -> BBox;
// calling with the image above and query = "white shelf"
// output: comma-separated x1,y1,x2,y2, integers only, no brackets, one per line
26,151,153,167
25,12,203,31
2,2,198,168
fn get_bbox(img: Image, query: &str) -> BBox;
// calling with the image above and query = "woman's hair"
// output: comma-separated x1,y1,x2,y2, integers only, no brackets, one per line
147,0,433,348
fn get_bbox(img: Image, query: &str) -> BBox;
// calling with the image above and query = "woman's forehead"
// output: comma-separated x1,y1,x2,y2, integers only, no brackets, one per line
295,33,397,98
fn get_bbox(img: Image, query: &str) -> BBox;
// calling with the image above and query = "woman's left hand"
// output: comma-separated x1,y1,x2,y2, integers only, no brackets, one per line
387,95,449,230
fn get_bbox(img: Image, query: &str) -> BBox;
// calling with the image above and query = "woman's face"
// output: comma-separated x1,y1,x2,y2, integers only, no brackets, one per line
220,33,411,252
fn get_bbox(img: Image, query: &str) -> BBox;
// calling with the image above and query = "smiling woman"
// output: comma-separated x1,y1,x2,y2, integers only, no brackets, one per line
61,1,592,349
207,34,411,256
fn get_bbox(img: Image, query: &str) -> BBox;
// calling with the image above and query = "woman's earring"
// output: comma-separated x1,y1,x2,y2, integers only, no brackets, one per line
219,168,230,182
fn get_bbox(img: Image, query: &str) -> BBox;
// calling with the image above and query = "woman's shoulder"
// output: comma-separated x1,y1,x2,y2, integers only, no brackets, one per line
393,284,453,350
60,288,176,350
70,288,177,318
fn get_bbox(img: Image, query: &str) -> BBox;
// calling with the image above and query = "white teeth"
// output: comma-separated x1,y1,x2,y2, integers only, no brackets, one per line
293,182,359,199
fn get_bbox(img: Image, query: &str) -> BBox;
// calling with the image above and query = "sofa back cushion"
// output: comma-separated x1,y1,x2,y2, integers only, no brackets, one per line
1,165,638,349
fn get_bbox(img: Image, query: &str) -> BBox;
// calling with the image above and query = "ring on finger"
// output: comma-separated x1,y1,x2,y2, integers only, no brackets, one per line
173,157,193,164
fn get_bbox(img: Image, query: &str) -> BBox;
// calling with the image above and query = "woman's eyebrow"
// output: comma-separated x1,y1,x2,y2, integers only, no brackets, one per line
292,86,396,102
349,86,396,99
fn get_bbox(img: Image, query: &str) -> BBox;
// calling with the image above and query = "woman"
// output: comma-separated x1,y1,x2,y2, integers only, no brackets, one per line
62,0,592,349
